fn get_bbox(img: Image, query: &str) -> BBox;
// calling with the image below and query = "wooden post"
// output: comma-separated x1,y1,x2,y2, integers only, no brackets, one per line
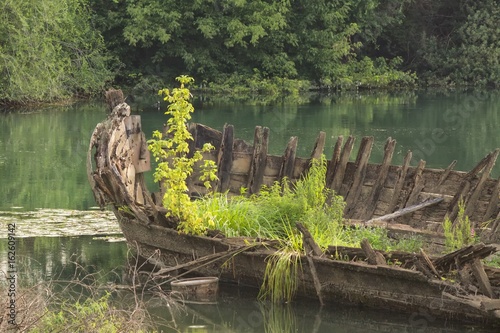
247,126,269,194
217,124,234,192
344,136,374,218
279,136,298,180
387,150,412,213
360,137,396,219
330,136,355,193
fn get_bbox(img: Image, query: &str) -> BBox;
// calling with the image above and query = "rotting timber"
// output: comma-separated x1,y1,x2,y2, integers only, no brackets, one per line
87,90,500,326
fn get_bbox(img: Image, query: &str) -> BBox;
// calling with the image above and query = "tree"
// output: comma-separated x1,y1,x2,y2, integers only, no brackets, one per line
0,0,112,104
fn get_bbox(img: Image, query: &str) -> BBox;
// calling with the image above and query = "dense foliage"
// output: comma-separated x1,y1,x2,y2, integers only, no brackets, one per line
0,0,112,104
90,0,416,92
3,0,499,103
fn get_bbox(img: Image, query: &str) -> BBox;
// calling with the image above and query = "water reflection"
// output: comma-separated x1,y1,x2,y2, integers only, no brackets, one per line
0,235,497,332
2,91,500,210
150,285,497,333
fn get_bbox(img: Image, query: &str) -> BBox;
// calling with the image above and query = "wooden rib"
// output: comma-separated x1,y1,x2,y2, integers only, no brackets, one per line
247,126,269,194
279,136,298,180
404,159,426,208
216,124,234,192
471,258,495,298
483,176,500,222
430,160,457,192
310,131,326,160
464,149,500,218
360,137,396,219
330,136,355,193
326,136,343,188
447,152,494,223
387,150,412,213
344,136,374,218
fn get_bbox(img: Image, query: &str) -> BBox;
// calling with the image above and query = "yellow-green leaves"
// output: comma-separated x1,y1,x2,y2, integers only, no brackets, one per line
148,76,217,235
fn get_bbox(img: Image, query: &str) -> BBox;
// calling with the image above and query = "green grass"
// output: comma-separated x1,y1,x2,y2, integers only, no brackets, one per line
192,156,424,302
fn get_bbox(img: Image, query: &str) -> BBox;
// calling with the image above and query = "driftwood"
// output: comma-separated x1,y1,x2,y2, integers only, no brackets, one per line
365,197,444,225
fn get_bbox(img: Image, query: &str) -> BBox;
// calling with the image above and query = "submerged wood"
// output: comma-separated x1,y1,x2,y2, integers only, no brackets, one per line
88,94,500,327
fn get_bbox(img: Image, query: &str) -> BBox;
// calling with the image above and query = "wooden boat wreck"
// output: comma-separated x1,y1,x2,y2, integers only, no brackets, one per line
87,90,500,326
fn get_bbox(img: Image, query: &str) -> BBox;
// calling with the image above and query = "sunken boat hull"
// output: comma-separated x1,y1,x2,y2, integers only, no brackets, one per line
87,92,500,326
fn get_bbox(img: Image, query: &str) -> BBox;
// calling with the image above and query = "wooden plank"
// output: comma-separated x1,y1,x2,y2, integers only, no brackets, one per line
387,150,412,213
464,149,500,218
247,126,269,194
471,258,495,298
344,136,374,218
420,248,440,278
326,136,343,189
360,137,396,219
279,136,298,180
216,124,234,192
430,160,457,192
330,136,355,193
360,239,387,266
365,197,443,225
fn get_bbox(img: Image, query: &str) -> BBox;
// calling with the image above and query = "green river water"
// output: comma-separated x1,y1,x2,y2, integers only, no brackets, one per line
1,91,500,332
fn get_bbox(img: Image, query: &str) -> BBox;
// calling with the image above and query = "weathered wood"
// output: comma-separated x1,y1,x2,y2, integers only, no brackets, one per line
124,115,150,174
217,124,234,192
464,149,500,218
326,136,343,189
405,159,426,208
296,222,322,256
360,239,387,266
344,137,374,217
483,176,500,222
387,150,412,213
365,197,444,225
471,258,495,298
310,131,326,160
430,160,457,192
279,136,298,180
105,89,125,113
330,136,355,193
433,243,498,272
360,137,396,219
420,248,440,278
297,222,324,305
247,126,269,194
447,152,493,223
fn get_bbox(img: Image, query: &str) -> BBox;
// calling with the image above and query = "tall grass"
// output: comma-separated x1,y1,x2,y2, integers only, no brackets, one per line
194,156,423,302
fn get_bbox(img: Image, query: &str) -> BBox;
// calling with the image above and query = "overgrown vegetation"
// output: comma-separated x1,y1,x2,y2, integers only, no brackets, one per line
150,78,424,303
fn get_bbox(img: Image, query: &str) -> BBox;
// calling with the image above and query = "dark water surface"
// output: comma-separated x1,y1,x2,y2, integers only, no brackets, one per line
1,91,500,331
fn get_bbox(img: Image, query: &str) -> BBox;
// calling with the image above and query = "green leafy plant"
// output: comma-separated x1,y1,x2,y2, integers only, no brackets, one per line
443,200,475,252
148,75,217,234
